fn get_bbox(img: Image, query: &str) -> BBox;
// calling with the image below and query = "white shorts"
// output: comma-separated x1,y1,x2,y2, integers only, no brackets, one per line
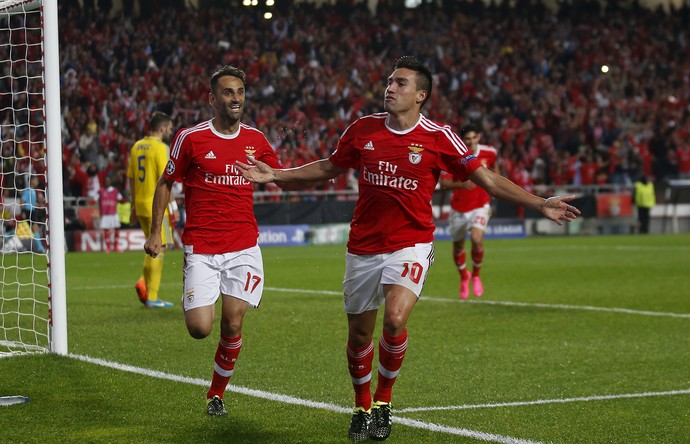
448,204,491,241
99,214,121,230
182,244,264,311
343,243,434,314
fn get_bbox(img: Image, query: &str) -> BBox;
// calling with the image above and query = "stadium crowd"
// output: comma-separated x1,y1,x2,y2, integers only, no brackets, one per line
3,0,690,212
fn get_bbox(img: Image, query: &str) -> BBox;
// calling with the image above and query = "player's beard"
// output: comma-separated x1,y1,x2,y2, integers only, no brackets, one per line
222,102,243,123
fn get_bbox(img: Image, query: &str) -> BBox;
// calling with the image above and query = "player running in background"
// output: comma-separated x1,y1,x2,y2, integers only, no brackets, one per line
127,111,177,308
144,65,283,417
440,124,500,299
236,55,580,441
98,175,123,253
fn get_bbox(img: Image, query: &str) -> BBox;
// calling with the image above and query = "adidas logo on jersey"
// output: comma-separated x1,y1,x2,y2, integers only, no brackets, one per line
364,141,375,151
205,151,216,159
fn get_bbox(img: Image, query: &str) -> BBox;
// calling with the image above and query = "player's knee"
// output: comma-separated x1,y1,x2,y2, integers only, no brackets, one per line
186,323,212,339
382,314,407,335
220,317,243,338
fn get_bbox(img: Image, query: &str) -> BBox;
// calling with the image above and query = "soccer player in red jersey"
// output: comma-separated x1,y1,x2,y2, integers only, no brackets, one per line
440,124,500,300
98,175,123,253
236,56,580,441
144,66,282,417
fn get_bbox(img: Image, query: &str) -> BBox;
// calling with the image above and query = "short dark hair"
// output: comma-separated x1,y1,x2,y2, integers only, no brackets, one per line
393,55,433,108
460,124,480,138
150,111,172,132
210,65,247,93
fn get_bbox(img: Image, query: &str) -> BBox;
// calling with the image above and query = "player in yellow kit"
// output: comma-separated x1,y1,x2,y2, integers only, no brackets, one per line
127,111,178,308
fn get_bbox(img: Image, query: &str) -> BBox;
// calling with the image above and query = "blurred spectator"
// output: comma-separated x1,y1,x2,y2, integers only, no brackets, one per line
117,189,133,229
86,163,101,203
98,175,123,252
21,176,40,214
634,174,656,234
4,0,688,206
677,142,690,180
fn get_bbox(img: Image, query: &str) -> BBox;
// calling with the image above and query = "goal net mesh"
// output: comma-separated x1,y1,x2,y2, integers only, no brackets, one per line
0,0,50,357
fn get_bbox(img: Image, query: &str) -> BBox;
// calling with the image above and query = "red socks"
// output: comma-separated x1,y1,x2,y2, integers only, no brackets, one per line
471,246,484,277
207,333,242,399
347,340,374,410
454,249,467,273
347,330,409,408
373,329,408,404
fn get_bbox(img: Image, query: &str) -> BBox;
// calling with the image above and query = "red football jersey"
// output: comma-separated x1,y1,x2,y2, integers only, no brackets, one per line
677,145,690,175
166,120,280,254
329,113,481,255
446,144,498,212
99,186,122,216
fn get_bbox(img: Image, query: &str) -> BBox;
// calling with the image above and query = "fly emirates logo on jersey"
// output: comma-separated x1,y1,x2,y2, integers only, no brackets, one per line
361,160,419,191
203,164,251,186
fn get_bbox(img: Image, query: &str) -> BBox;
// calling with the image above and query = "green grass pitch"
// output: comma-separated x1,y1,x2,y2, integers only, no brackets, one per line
1,234,689,443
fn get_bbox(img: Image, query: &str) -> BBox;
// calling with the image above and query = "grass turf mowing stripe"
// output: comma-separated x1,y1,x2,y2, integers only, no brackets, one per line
67,284,690,318
262,287,690,319
397,388,690,413
69,353,543,444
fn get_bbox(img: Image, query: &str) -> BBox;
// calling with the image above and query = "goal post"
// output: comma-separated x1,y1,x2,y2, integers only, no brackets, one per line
0,0,66,356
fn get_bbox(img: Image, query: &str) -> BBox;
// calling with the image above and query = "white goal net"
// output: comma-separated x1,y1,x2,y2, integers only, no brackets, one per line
0,0,66,357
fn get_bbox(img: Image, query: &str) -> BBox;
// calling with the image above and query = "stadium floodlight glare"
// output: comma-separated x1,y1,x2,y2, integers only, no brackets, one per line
601,65,610,74
251,0,258,5
0,0,67,357
266,0,275,6
264,11,273,19
242,0,250,5
404,0,423,7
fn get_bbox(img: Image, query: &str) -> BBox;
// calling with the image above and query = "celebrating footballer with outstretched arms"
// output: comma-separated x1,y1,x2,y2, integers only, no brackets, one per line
236,55,579,442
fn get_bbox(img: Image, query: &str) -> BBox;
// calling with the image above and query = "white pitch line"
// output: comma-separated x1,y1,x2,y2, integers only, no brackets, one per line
69,353,542,444
421,298,690,319
398,388,690,413
70,353,350,414
489,245,689,252
262,287,690,319
66,284,690,318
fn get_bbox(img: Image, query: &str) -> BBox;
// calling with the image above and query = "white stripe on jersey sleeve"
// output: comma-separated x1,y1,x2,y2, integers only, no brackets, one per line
170,120,211,159
419,116,469,155
478,144,498,155
338,113,387,141
239,122,268,136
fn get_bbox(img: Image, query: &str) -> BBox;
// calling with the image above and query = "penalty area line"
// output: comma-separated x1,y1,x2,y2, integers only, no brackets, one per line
442,298,690,319
263,287,690,319
70,353,542,444
70,284,690,319
398,388,690,413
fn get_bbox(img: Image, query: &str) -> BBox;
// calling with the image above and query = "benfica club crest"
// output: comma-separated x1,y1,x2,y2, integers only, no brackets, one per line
408,144,424,164
245,146,256,160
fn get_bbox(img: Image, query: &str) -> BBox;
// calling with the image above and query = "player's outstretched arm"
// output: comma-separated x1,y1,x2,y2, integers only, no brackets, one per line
439,176,476,190
470,166,581,225
236,158,345,184
144,176,173,258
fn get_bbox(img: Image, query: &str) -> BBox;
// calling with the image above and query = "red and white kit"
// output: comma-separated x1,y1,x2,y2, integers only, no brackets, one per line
99,186,122,229
165,120,281,255
446,144,497,212
445,144,498,235
329,113,481,255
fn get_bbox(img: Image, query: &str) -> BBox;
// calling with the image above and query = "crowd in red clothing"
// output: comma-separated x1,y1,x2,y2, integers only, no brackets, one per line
3,0,690,206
